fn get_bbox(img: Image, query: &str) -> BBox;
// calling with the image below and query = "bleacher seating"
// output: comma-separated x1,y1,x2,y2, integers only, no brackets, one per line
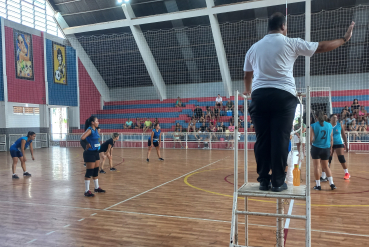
72,90,368,134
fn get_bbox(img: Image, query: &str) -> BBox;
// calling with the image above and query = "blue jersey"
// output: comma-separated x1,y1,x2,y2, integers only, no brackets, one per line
288,140,292,152
148,129,161,142
312,122,333,149
332,123,344,145
86,127,100,151
10,137,32,151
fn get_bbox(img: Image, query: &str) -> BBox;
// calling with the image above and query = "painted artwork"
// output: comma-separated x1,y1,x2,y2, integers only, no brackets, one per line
53,42,67,84
14,30,34,80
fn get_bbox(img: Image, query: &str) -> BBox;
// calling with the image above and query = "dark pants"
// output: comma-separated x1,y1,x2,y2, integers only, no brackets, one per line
249,88,298,187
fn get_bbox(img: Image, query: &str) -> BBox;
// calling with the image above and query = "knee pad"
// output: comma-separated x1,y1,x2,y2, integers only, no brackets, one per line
93,167,99,177
85,169,94,178
329,156,332,164
338,155,346,164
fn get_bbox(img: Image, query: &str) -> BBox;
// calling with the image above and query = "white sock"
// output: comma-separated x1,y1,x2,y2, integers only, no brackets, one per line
321,172,326,179
85,180,90,192
328,177,334,185
344,169,348,173
94,179,99,189
315,180,320,187
24,171,27,174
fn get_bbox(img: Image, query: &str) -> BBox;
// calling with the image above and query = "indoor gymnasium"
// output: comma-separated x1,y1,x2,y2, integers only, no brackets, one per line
0,0,368,246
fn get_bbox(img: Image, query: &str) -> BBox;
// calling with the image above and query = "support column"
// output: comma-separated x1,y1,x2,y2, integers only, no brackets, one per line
206,0,232,97
54,13,110,104
1,17,8,129
121,3,167,101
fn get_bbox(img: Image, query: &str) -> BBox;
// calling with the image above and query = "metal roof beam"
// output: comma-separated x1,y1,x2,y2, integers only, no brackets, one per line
122,3,167,100
63,0,306,35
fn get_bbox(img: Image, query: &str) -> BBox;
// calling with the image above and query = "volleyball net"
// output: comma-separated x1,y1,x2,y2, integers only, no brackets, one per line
55,5,369,151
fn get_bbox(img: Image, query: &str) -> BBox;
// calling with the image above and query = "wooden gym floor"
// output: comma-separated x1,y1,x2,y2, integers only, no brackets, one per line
0,147,368,247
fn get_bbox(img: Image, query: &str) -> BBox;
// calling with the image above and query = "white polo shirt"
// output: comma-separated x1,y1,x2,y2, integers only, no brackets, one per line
216,96,222,103
243,33,318,96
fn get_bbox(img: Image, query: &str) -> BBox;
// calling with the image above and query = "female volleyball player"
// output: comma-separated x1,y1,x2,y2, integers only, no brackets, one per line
80,116,105,197
310,111,336,191
10,131,35,178
99,133,120,174
147,123,164,162
323,114,350,180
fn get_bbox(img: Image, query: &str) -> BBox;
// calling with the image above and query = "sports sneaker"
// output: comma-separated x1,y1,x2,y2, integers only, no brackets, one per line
159,158,164,161
23,172,31,177
110,167,117,171
320,177,328,182
84,190,94,197
99,169,106,174
94,187,106,193
12,174,19,179
344,173,350,180
330,184,337,190
146,159,149,162
313,186,321,190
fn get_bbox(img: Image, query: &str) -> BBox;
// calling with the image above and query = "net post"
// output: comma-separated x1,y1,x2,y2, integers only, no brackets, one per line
163,132,165,149
142,133,144,148
276,198,284,247
305,0,312,245
185,133,188,149
234,91,239,193
243,96,248,246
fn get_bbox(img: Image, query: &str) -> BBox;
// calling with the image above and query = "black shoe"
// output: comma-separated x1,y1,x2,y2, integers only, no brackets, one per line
147,159,149,162
110,167,117,171
159,158,164,161
320,177,328,182
12,174,19,179
259,181,271,191
99,169,106,174
84,163,86,167
271,183,288,192
330,184,337,190
23,172,31,177
84,190,94,197
313,185,321,190
94,187,106,193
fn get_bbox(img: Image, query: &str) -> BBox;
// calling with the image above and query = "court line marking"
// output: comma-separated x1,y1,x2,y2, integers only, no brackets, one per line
78,218,85,221
6,198,368,240
103,156,229,210
26,239,37,244
63,224,70,228
355,153,369,154
90,213,97,216
184,168,369,207
283,199,294,245
46,231,55,235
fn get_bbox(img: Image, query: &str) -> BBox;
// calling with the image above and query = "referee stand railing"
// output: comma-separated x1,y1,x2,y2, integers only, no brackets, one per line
229,90,311,247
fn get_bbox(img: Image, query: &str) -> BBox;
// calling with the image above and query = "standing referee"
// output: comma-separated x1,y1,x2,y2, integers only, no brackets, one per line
243,12,355,192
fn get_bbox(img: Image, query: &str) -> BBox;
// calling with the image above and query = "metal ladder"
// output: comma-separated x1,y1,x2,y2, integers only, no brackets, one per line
229,90,311,247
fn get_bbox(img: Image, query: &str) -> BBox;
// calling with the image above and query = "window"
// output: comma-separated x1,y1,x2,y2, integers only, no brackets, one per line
34,108,40,115
2,0,64,39
13,106,24,114
24,107,34,114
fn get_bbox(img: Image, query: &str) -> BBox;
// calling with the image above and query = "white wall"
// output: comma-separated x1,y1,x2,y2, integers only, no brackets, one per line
6,102,41,128
109,73,369,101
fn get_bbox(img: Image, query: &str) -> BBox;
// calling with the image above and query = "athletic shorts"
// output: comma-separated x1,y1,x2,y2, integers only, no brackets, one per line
311,146,330,160
83,150,100,163
10,150,22,158
333,144,345,149
148,140,159,147
294,135,306,144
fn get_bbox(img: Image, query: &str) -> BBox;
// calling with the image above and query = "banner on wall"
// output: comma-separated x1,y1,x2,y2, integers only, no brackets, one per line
52,42,67,85
14,30,34,80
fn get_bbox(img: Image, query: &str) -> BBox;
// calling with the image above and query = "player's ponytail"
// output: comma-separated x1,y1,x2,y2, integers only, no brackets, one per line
27,131,35,137
317,110,325,127
84,116,97,131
